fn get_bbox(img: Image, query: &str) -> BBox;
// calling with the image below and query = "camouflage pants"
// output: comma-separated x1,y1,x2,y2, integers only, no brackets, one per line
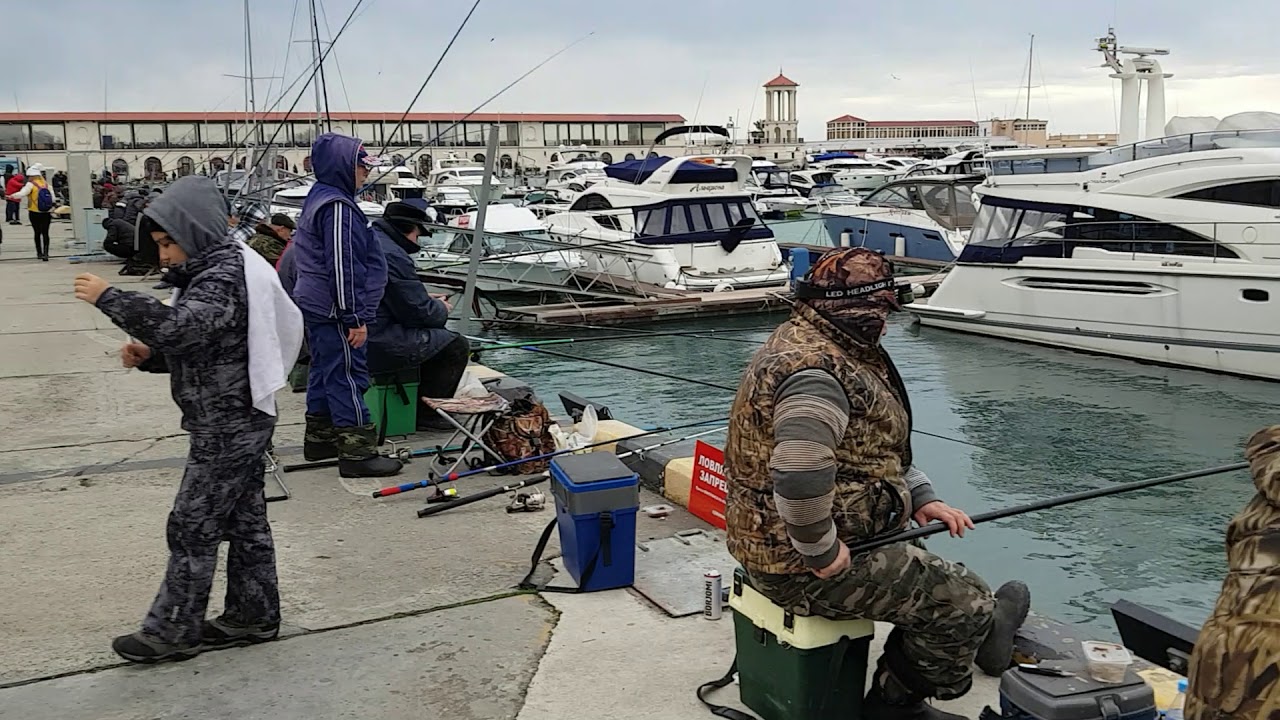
750,541,995,700
142,428,280,646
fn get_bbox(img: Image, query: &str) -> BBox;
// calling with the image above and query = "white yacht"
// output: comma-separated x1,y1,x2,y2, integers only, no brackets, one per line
909,129,1280,380
546,148,608,187
820,175,982,261
426,155,506,198
542,128,790,291
426,186,478,219
811,154,903,191
415,204,585,293
268,183,385,219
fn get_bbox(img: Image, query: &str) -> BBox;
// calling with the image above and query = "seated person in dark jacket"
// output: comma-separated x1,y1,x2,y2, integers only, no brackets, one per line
102,216,138,259
367,202,470,429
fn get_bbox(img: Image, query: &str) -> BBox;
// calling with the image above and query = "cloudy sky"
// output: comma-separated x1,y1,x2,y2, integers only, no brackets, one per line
9,0,1280,139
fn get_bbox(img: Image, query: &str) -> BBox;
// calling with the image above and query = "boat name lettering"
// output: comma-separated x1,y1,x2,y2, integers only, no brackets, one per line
689,183,729,193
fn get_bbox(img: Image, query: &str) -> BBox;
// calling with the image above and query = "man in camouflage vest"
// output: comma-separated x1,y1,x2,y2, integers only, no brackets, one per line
1185,425,1280,720
725,247,1031,720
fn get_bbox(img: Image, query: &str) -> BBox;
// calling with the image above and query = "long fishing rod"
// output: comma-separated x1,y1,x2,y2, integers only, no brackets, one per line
471,330,763,353
477,317,784,338
373,416,728,498
416,425,727,518
377,0,482,158
846,461,1249,555
506,345,999,453
282,443,465,473
242,30,597,203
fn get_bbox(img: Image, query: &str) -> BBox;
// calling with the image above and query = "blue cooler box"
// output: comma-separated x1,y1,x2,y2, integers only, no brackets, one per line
549,452,640,592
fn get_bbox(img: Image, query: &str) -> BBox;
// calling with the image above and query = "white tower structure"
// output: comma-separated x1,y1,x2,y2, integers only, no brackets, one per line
761,72,799,145
1097,28,1172,145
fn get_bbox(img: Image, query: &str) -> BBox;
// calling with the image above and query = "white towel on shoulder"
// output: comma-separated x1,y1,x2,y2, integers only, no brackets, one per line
238,242,304,416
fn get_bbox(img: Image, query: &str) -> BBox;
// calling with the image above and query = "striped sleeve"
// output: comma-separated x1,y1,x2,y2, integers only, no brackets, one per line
770,369,850,569
323,203,359,327
904,465,938,512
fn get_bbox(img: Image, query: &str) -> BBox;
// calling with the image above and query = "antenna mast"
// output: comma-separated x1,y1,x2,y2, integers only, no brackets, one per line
1024,34,1034,145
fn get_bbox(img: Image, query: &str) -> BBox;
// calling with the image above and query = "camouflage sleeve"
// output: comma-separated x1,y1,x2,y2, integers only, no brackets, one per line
95,283,236,357
904,465,939,511
770,368,850,569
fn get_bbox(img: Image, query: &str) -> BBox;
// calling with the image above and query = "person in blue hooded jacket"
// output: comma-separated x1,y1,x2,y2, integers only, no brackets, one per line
290,133,402,478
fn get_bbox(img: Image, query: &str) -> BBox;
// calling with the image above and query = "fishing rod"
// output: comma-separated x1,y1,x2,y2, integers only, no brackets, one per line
373,416,728,498
376,0,482,158
282,443,465,473
506,345,1000,454
471,331,763,353
477,317,784,338
242,30,597,203
416,425,727,518
846,461,1249,555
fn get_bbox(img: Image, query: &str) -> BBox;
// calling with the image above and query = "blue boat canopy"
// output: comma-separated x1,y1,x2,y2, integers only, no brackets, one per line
603,156,739,184
811,151,859,162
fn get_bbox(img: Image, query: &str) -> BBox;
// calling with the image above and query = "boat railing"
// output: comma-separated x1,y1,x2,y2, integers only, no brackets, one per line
1085,128,1280,168
975,219,1280,264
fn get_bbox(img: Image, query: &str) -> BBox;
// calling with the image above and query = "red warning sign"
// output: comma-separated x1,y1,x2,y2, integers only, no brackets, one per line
688,440,727,530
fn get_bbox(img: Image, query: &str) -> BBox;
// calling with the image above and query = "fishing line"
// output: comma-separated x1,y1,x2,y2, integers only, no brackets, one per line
503,345,999,453
377,0,482,158
243,29,597,202
473,317,773,346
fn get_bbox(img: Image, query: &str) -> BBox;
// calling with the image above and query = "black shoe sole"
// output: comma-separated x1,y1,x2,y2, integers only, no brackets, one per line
112,645,200,665
338,461,404,478
201,630,279,652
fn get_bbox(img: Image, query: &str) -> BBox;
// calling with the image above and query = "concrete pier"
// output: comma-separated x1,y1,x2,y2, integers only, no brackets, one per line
0,220,1001,719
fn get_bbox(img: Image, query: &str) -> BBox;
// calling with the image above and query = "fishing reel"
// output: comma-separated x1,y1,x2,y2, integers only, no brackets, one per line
506,490,546,513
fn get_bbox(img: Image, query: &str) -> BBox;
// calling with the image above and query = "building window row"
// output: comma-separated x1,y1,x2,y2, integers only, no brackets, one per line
97,120,529,151
0,123,66,151
543,122,667,147
827,125,977,140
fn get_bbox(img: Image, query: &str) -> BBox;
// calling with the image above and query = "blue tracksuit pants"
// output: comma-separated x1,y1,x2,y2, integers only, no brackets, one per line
304,317,371,428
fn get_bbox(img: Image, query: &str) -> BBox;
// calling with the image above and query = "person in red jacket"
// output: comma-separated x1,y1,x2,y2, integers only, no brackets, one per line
4,168,24,225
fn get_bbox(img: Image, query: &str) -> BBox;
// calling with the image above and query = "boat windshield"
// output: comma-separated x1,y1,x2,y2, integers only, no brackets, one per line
862,181,978,230
634,199,766,238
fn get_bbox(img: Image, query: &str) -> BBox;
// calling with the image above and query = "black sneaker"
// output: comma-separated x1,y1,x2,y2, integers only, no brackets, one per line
200,617,280,650
111,631,201,664
975,581,1031,676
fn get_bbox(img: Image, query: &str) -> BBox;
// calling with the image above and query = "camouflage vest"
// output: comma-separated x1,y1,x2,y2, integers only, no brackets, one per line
725,304,913,575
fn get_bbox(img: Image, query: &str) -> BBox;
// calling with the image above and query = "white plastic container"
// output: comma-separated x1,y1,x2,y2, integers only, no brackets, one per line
1081,641,1134,683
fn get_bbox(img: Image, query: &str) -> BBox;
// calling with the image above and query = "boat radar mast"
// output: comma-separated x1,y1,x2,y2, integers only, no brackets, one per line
1096,28,1172,145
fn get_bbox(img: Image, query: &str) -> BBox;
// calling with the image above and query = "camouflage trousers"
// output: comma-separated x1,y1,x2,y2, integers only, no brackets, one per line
750,540,995,700
142,427,280,646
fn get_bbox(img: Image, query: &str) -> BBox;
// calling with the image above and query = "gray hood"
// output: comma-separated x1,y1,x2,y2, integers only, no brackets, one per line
141,176,231,258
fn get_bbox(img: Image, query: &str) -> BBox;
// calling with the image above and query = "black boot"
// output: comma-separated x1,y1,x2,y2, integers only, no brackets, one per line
863,683,970,720
975,581,1031,676
303,413,340,461
335,424,404,478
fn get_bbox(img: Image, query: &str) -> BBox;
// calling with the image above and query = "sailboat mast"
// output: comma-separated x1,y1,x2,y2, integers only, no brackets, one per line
309,0,323,135
1024,34,1034,145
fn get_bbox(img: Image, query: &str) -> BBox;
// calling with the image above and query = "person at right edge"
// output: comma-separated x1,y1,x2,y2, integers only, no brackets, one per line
724,247,1031,720
291,133,402,478
1184,426,1279,720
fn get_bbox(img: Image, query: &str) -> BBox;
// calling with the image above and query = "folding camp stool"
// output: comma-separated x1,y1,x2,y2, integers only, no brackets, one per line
421,394,510,477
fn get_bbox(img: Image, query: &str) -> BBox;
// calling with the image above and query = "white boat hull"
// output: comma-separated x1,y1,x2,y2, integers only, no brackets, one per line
911,259,1280,380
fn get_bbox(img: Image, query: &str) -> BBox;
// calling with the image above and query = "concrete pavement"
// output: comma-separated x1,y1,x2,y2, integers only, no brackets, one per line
0,221,1001,719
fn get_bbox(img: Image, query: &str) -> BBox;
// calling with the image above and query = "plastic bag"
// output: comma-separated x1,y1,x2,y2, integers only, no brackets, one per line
453,370,489,399
550,405,598,452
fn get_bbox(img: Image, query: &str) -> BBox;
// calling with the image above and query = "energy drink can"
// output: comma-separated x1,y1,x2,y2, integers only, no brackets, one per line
703,570,723,620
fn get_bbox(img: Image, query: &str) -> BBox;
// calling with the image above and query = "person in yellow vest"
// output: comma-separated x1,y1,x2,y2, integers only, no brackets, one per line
5,164,55,260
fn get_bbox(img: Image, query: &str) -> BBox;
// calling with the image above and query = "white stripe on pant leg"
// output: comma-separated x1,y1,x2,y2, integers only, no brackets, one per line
339,328,362,427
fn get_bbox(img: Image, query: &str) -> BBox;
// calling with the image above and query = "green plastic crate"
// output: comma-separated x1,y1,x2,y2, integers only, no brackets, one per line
364,371,419,438
730,567,874,720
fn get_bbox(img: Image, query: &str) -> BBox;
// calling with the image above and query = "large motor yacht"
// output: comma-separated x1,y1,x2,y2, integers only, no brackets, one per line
820,175,982,261
909,130,1280,380
541,126,790,291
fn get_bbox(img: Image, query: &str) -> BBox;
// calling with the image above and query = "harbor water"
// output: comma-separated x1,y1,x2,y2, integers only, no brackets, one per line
481,303,1273,635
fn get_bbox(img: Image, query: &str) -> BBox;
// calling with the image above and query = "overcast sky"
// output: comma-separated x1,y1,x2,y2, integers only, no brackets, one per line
9,0,1279,139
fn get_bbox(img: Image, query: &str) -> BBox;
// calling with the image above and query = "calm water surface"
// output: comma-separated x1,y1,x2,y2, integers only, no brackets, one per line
477,216,1276,634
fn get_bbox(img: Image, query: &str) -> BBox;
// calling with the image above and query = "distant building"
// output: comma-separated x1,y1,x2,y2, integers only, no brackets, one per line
739,73,805,164
983,118,1049,147
0,111,686,180
1047,132,1118,148
825,115,979,141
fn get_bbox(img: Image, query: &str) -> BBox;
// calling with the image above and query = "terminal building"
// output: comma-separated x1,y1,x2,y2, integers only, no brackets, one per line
0,111,687,181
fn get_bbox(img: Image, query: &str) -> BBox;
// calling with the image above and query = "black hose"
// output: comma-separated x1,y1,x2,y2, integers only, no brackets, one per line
847,461,1249,555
